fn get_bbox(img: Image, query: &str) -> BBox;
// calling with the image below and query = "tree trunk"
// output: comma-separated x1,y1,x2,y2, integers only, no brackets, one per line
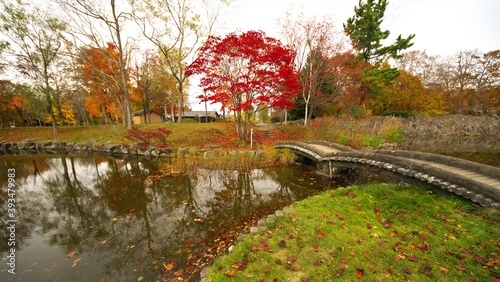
235,109,244,140
111,1,132,129
177,83,184,123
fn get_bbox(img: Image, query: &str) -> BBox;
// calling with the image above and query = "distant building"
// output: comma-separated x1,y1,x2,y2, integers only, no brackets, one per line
175,111,218,123
132,109,163,124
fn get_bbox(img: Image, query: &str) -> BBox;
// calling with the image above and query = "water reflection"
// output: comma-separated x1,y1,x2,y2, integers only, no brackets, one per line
401,135,500,166
0,155,340,281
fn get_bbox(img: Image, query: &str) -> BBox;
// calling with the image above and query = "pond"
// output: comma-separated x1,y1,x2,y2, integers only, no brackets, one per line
1,154,384,281
1,144,497,281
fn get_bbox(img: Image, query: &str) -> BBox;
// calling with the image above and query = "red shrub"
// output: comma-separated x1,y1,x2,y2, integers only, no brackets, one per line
125,127,172,147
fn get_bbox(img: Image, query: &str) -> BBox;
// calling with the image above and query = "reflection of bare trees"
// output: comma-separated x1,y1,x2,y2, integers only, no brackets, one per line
0,156,47,253
1,156,333,281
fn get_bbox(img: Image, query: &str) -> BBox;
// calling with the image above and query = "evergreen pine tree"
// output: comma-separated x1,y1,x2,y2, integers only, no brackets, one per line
344,0,415,114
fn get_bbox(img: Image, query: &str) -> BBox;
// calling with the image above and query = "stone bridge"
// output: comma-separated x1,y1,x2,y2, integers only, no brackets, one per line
276,140,500,208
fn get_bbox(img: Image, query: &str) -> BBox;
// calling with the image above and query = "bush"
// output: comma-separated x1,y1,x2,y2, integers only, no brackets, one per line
381,110,412,118
270,115,281,123
125,127,172,147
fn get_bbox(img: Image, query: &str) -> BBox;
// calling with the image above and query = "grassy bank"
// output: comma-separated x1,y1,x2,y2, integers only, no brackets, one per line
0,117,404,150
0,122,242,147
207,183,500,281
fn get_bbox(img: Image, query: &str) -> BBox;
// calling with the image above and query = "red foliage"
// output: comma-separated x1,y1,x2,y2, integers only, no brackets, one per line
327,52,368,112
186,30,301,141
125,127,172,146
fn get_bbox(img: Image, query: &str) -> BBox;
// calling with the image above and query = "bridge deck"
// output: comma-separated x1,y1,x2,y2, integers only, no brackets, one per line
410,159,500,189
276,141,500,208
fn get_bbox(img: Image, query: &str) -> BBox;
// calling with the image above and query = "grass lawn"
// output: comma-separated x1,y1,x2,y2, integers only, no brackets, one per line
0,117,406,150
0,122,246,148
207,183,500,281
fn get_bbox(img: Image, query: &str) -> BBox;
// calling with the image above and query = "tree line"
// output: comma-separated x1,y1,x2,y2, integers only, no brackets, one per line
0,0,226,133
0,0,498,141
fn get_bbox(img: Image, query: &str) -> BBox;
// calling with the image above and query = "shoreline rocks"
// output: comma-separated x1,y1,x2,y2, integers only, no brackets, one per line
0,140,266,161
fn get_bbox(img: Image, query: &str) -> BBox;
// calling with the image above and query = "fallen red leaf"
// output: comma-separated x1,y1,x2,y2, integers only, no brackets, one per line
225,270,235,277
440,267,450,274
408,256,419,262
455,263,466,271
318,231,326,237
355,268,364,279
174,269,183,276
383,218,393,229
312,244,319,249
165,263,173,270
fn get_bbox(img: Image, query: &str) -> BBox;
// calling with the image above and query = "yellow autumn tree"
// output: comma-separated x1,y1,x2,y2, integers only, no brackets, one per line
387,70,446,115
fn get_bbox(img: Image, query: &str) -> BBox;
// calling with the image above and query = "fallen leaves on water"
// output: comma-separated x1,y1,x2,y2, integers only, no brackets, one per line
72,258,81,268
66,250,77,258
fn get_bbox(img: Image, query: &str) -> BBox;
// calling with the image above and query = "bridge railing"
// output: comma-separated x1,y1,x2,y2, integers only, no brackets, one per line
276,141,500,208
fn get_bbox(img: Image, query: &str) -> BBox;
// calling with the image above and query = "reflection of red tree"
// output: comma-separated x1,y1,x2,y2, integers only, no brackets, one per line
172,171,299,281
25,160,50,174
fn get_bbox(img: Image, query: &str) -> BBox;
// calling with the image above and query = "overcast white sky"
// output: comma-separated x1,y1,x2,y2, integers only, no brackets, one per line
217,0,500,57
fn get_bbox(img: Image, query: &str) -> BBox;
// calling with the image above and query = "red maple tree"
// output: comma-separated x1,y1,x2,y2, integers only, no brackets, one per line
186,30,301,141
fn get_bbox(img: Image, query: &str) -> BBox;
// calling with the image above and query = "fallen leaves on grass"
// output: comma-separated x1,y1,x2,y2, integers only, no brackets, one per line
355,268,364,278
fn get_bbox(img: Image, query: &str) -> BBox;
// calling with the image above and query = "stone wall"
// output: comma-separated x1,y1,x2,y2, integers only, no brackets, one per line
401,115,500,137
0,140,172,157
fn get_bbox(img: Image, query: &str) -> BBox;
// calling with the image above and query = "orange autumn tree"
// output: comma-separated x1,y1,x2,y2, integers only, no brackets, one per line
385,70,446,115
0,80,26,126
80,43,128,124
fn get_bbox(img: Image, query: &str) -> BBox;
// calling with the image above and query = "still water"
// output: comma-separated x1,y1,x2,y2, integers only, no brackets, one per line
0,154,362,281
1,146,497,282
